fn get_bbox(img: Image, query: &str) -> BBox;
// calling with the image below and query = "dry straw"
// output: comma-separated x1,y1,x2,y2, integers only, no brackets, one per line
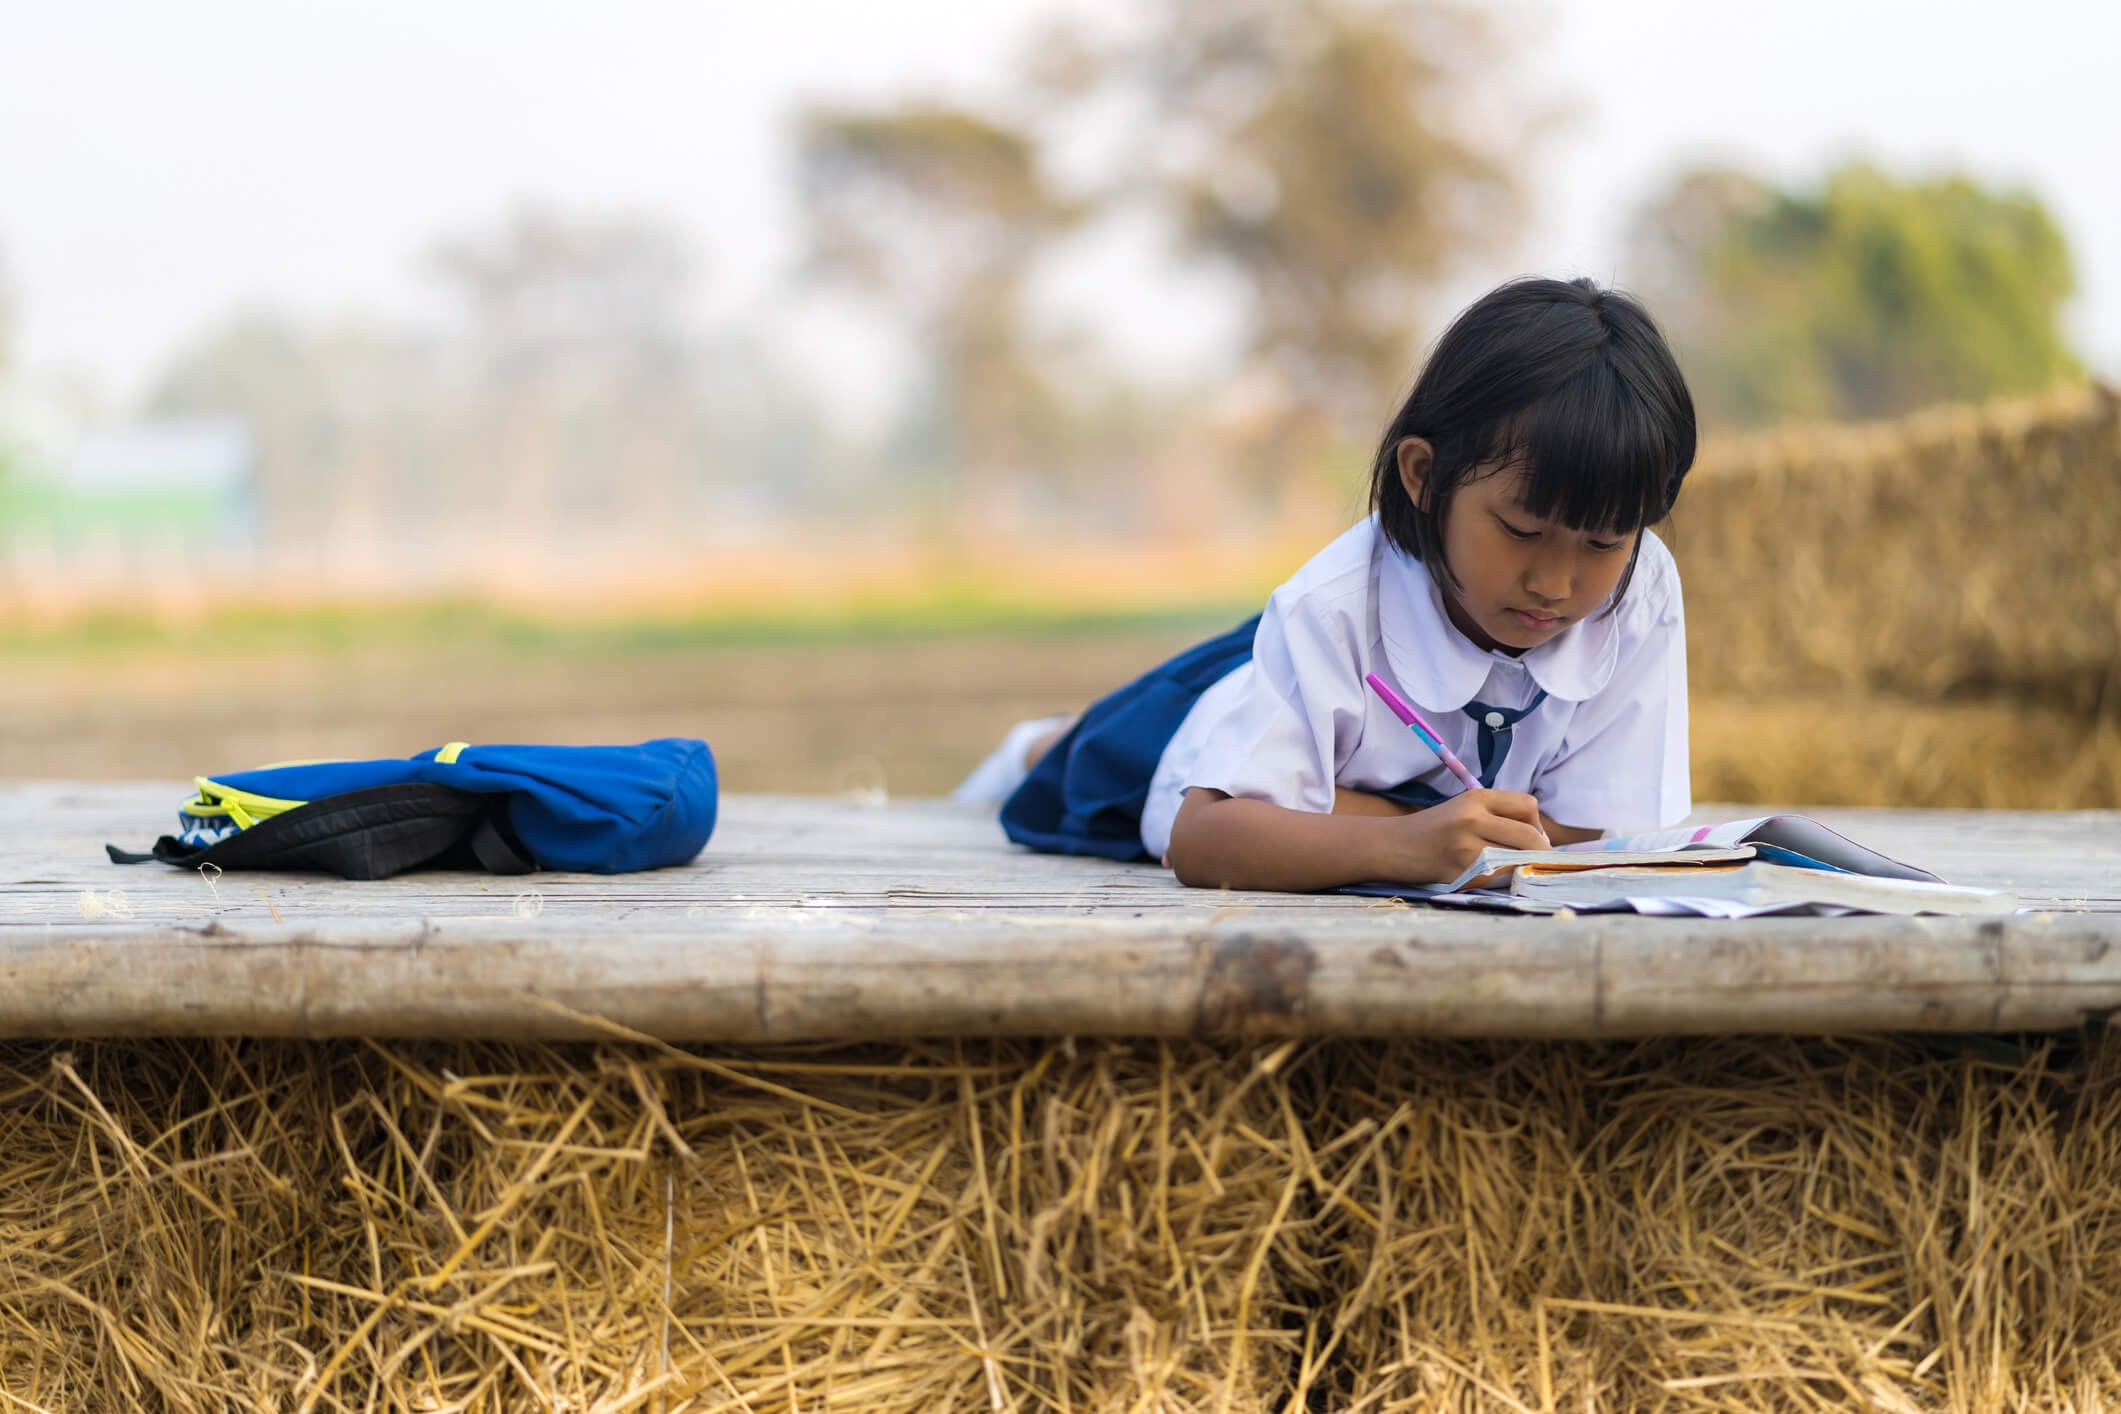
1678,383,2121,714
3,1031,2118,1410
1672,382,2121,809
1691,694,2121,810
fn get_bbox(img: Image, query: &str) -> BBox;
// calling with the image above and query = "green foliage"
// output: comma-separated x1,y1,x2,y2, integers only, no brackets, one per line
1632,163,2082,427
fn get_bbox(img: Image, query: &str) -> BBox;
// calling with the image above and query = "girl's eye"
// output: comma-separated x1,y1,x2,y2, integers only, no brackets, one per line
1588,538,1625,553
1497,519,1538,540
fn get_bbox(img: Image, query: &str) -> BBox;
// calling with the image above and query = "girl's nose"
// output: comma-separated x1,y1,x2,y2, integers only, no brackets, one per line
1524,548,1573,603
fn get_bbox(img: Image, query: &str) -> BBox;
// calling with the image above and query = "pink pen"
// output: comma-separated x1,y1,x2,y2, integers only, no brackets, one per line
1363,672,1483,793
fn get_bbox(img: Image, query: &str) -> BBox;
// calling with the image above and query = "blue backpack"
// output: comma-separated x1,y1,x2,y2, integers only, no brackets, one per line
107,738,717,879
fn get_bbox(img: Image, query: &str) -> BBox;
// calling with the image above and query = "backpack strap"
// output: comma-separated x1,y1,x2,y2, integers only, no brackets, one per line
106,782,527,881
466,815,536,875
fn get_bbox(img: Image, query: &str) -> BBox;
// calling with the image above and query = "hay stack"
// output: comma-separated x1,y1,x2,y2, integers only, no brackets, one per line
1690,694,2121,810
1674,383,2121,809
1679,383,2121,712
4,1033,2118,1410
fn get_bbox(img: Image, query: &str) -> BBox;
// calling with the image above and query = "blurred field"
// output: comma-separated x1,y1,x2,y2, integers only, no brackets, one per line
0,384,2115,810
4,615,2115,810
0,619,1229,795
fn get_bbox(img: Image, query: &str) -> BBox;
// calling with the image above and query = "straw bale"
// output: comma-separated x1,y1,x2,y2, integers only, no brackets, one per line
4,1032,2120,1410
1693,692,2121,809
1678,383,2121,715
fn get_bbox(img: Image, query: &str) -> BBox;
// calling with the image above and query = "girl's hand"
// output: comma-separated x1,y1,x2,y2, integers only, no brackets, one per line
1391,789,1550,882
1166,787,1554,893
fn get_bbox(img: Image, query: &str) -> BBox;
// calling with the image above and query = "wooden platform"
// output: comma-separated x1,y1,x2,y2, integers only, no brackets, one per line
3,784,2118,1040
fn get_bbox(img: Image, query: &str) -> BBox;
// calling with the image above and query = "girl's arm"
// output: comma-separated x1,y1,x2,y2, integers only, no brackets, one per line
1332,787,1603,844
1167,786,1550,892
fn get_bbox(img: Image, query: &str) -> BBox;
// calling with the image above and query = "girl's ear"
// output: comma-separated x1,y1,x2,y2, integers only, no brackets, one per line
1395,437,1435,512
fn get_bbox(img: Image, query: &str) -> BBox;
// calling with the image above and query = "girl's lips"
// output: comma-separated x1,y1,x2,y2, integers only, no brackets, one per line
1508,608,1562,629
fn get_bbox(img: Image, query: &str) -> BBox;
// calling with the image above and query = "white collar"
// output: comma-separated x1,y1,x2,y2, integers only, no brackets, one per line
1375,532,1621,710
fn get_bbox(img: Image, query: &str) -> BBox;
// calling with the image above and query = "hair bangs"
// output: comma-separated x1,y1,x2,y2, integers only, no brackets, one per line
1367,276,1697,612
1498,364,1679,538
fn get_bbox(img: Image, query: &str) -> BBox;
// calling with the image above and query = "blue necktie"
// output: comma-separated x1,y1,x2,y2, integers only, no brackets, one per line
1377,689,1550,805
1465,689,1549,788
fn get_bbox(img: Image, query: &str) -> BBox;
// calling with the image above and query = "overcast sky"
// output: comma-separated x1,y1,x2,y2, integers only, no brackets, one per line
2,0,2114,425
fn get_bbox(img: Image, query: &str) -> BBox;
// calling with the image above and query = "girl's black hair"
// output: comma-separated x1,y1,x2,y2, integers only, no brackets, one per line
1370,276,1696,607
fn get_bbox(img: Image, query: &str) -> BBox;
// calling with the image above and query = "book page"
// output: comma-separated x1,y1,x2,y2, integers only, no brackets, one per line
1510,861,2012,914
1555,818,1772,854
1559,816,1940,883
1447,845,1754,892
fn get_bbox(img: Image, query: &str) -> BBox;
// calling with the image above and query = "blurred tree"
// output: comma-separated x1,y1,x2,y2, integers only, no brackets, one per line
154,239,842,568
796,105,1079,527
1034,0,1531,447
426,204,711,543
0,244,13,483
0,242,12,376
1629,162,2082,426
149,314,438,553
428,203,699,391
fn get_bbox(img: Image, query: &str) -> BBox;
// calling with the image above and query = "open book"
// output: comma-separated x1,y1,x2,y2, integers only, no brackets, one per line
1447,814,1942,891
1508,860,2014,916
1352,814,2015,917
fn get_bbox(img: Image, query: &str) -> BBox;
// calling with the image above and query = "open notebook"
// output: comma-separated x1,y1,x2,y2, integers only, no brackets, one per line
1348,814,2016,917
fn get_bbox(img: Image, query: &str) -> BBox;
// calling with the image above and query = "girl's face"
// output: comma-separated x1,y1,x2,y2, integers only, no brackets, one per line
1397,438,1638,656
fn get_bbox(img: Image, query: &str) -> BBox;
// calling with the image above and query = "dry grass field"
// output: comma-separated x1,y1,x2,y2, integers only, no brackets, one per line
0,626,2115,809
6,1032,2120,1411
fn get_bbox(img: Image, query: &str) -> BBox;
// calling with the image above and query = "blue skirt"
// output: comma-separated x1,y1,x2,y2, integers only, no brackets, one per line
999,616,1489,861
1000,616,1261,860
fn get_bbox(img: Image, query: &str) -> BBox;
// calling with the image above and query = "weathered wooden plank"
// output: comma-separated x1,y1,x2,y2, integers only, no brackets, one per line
3,913,2117,1040
22,788,2121,907
2,784,2118,1039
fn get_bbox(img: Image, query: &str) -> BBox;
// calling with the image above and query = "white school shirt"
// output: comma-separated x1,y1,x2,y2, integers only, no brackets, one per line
1137,516,1690,860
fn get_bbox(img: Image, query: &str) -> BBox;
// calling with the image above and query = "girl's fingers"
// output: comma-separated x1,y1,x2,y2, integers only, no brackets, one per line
1481,790,1544,824
1485,816,1552,852
1472,791,1551,849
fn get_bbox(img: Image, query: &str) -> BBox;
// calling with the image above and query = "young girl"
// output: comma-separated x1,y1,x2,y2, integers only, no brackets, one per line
956,276,1697,891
